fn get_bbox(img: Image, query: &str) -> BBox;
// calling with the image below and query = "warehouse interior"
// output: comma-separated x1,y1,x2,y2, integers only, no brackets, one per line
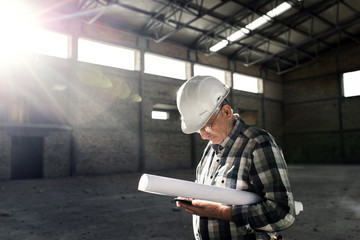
0,0,359,239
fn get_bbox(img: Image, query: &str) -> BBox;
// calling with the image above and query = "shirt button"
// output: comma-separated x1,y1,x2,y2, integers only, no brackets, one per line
210,176,213,179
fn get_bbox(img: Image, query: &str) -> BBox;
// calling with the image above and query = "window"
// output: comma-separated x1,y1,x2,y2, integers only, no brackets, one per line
78,38,136,70
0,28,69,60
24,29,69,59
151,111,169,120
343,70,360,97
233,73,263,93
151,103,178,120
144,53,187,80
193,64,226,83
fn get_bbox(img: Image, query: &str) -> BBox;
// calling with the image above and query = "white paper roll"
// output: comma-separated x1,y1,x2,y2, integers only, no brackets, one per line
138,173,262,205
138,174,303,215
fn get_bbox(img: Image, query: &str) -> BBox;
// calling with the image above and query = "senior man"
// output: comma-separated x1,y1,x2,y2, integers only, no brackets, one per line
176,75,295,240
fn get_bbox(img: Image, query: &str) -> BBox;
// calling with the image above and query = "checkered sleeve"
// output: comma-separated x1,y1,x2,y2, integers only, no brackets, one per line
231,134,296,233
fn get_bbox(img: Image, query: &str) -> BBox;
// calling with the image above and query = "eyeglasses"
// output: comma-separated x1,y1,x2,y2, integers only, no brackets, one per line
198,106,222,133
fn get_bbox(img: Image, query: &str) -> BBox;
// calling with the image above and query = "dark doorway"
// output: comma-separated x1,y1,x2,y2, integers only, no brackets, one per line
11,136,44,179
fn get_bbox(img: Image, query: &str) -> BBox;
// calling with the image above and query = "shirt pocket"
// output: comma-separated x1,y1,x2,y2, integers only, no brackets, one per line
213,165,237,189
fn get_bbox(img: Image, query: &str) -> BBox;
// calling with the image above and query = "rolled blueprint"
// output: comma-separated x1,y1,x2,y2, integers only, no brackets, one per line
138,173,262,205
138,174,303,215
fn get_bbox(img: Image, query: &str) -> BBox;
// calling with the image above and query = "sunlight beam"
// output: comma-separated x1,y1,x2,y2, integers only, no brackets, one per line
0,1,40,59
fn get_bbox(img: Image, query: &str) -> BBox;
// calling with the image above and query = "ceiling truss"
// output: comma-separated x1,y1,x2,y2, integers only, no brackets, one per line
76,0,360,75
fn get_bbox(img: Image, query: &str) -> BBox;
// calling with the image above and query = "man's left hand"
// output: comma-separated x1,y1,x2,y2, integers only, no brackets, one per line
179,200,233,221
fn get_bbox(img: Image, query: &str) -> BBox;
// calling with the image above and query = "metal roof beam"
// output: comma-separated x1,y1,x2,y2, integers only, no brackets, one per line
265,17,360,74
192,0,273,47
227,0,332,58
299,0,360,44
196,0,322,67
141,0,230,43
236,0,360,73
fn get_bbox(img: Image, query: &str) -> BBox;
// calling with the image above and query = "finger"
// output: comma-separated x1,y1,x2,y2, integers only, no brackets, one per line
179,202,192,208
190,200,203,207
179,202,195,213
184,208,195,215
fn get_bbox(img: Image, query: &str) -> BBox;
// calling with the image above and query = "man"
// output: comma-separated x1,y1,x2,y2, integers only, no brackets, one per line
176,75,296,240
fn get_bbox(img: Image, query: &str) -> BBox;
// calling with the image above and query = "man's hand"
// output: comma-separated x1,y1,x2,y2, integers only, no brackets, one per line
179,200,233,221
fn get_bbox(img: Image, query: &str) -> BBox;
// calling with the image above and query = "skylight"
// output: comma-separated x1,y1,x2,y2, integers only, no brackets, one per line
246,16,270,31
227,28,250,42
209,40,229,52
210,2,292,52
267,2,292,18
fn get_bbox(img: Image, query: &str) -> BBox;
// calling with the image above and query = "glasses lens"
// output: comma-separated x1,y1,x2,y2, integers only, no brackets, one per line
198,105,224,134
204,126,213,133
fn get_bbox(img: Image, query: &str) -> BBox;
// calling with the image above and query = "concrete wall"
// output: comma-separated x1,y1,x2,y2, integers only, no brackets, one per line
282,41,360,164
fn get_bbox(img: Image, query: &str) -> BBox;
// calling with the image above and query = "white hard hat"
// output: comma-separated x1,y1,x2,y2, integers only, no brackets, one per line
176,75,230,134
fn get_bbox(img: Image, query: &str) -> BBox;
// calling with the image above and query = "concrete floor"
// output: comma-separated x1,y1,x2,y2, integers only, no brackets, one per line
0,165,359,240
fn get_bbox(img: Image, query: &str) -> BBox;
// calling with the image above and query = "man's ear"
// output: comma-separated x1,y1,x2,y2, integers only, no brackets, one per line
222,105,233,119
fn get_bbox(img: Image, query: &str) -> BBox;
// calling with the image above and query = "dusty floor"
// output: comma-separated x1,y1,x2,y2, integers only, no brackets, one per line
0,165,359,240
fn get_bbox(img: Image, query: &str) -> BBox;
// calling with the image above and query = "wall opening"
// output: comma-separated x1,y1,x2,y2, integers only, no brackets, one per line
11,136,44,179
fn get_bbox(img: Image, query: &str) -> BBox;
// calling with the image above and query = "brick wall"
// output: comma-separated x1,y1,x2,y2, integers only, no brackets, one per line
4,17,356,179
282,40,360,164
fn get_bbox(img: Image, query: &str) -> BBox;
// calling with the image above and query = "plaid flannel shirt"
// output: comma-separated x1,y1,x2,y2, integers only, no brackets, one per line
193,116,295,240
